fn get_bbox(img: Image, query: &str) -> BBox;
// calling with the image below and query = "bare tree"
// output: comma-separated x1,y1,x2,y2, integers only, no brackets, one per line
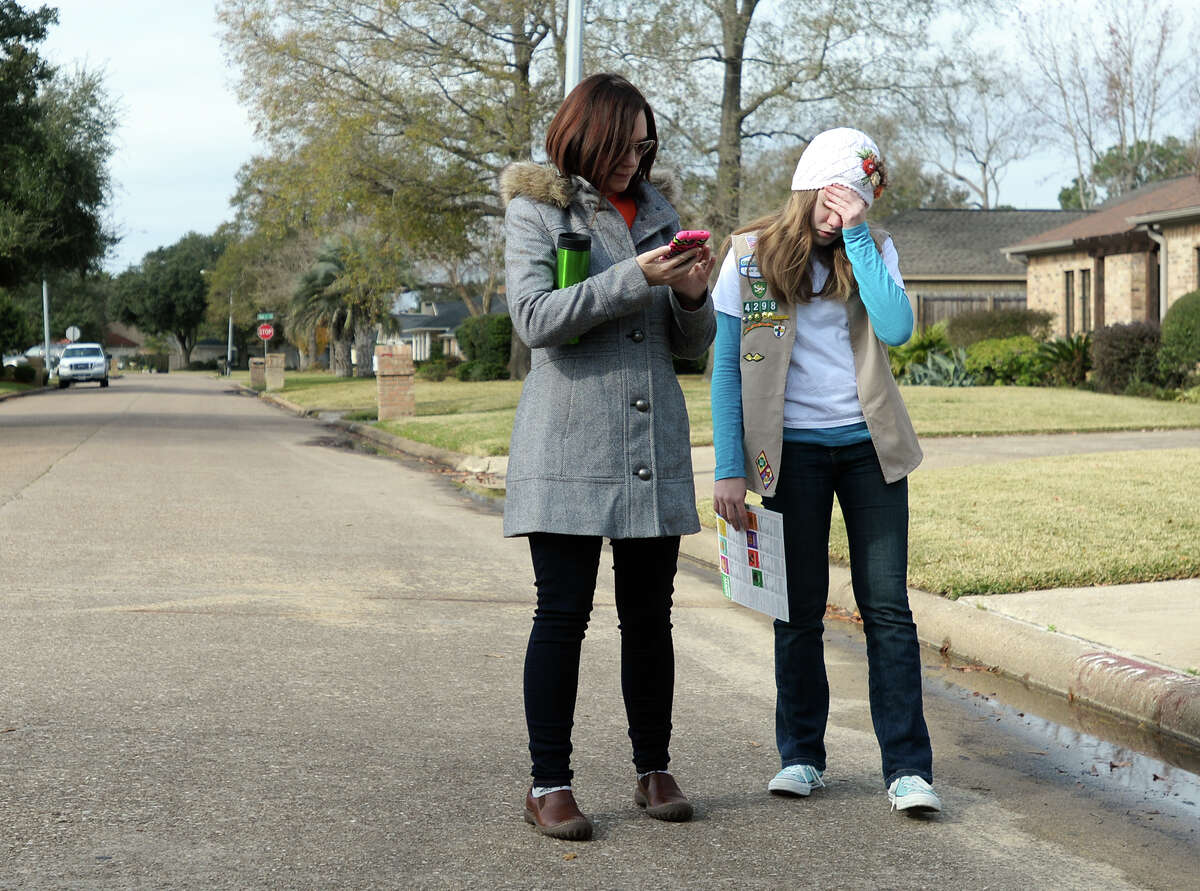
910,50,1035,208
1020,0,1195,207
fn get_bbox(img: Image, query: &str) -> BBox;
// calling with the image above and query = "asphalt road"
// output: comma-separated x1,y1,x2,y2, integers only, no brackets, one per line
2,375,1197,889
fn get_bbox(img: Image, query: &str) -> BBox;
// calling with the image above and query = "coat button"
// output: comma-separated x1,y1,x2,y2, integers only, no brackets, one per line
633,399,649,412
636,467,652,481
629,329,645,343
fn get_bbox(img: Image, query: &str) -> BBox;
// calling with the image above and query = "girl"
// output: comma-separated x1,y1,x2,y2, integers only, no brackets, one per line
500,73,716,840
710,127,941,815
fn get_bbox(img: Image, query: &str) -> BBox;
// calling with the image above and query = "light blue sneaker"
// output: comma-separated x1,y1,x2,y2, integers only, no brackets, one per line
768,764,825,797
887,775,942,814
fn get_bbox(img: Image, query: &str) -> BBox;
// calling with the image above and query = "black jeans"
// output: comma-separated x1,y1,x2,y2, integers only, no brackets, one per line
762,439,932,786
524,533,680,786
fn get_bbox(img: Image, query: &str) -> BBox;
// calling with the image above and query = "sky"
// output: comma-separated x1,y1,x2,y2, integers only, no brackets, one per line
42,1,261,273
39,2,1073,275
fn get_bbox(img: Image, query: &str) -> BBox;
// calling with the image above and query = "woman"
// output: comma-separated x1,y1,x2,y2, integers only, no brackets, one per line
710,128,941,815
500,73,716,840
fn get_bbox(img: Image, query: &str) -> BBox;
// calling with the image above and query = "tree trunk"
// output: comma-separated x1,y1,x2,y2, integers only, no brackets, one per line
714,2,750,236
508,333,530,381
331,338,353,377
353,321,377,377
306,330,318,370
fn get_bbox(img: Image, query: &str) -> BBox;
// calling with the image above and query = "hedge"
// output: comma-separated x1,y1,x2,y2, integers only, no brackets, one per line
1090,322,1161,393
1159,289,1200,385
964,335,1041,385
455,314,512,380
945,307,1053,347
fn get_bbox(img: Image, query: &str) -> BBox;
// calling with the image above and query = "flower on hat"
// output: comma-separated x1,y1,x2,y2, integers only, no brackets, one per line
857,147,886,199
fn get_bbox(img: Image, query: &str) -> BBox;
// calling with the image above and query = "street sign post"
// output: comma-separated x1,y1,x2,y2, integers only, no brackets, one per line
256,312,275,321
65,325,81,342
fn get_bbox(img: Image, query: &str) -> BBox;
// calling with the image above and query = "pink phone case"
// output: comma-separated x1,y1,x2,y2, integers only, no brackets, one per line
664,229,710,258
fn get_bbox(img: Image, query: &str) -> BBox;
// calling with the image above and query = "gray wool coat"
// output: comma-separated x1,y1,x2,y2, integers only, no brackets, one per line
499,162,716,539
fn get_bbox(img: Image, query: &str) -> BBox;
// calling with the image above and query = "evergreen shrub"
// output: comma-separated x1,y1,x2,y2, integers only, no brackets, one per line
964,335,1041,385
889,322,949,378
12,363,36,384
945,307,1053,347
1159,289,1200,385
1090,322,1161,393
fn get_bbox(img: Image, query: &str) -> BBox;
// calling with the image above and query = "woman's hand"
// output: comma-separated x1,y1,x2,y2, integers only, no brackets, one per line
713,477,749,532
637,244,715,301
823,184,868,230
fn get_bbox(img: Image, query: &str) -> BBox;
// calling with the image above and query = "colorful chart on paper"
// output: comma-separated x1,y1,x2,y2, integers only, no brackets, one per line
716,505,788,622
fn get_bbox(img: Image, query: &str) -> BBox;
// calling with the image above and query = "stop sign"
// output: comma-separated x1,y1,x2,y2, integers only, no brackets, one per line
257,322,275,341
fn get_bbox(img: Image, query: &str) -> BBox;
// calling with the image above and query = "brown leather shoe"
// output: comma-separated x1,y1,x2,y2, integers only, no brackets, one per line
634,772,694,822
524,788,593,840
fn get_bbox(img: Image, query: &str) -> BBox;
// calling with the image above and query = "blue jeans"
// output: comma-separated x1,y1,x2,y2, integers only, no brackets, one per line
524,534,680,785
762,439,932,786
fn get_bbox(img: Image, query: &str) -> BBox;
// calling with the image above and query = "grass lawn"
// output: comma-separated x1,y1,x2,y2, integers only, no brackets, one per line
237,371,1200,452
700,448,1200,596
901,386,1200,435
0,381,34,394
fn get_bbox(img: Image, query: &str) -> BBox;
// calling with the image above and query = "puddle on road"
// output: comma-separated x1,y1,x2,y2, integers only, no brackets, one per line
917,632,1200,826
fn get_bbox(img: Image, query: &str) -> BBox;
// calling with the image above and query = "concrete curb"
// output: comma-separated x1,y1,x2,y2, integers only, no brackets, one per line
249,389,1200,750
0,385,49,402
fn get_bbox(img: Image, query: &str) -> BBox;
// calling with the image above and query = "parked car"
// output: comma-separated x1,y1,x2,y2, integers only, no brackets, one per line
22,342,66,369
57,343,109,388
2,352,27,367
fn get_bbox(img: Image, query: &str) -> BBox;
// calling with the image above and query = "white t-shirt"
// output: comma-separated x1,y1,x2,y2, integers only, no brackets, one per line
712,242,903,429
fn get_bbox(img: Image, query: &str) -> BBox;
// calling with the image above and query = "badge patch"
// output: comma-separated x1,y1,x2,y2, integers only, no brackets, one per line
773,323,786,337
745,235,758,249
743,352,764,362
737,254,761,279
755,450,775,489
751,280,768,299
743,322,773,335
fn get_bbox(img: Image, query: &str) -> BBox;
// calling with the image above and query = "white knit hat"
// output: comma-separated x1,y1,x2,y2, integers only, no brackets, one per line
790,127,886,207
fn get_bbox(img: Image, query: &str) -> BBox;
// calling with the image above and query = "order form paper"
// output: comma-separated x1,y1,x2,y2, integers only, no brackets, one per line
716,505,789,622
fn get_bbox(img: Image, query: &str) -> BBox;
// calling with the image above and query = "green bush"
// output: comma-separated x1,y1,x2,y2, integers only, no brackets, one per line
945,307,1053,347
188,358,219,371
889,322,950,378
415,359,450,382
1159,289,1200,385
964,335,1041,385
902,348,974,386
1090,322,1161,393
1036,333,1091,387
456,313,513,368
12,363,36,384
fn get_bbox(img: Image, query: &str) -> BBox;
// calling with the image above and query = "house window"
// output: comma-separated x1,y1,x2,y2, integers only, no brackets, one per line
1080,268,1091,332
1064,270,1075,335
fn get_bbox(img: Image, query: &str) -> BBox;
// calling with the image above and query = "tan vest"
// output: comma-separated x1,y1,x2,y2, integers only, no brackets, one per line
733,231,923,495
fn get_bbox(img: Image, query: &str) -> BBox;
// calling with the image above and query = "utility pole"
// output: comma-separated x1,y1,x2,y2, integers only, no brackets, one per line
226,286,234,374
565,0,583,95
41,279,51,380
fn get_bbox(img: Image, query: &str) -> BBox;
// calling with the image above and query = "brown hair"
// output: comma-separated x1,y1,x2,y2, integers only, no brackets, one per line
544,73,657,195
731,191,857,304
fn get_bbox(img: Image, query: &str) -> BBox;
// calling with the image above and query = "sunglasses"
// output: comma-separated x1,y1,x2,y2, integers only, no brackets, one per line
628,138,656,158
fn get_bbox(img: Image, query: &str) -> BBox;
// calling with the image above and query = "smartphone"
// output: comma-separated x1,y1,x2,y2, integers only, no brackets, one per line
663,229,710,259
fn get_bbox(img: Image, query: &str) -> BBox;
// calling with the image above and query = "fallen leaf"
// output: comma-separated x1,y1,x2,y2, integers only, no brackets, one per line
563,853,577,861
1029,751,1048,756
748,741,761,748
1109,760,1132,770
1153,773,1165,781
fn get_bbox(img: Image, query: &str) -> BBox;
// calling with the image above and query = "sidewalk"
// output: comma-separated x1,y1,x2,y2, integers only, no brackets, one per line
308,398,1200,751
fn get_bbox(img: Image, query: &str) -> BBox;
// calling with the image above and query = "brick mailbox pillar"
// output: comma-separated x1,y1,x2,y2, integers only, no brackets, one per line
248,357,266,390
265,353,285,391
375,344,415,420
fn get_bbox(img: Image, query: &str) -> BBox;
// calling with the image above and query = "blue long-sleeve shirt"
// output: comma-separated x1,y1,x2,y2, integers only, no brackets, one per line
711,222,912,480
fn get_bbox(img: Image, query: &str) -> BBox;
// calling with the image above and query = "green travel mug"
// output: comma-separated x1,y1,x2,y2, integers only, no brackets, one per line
555,232,591,288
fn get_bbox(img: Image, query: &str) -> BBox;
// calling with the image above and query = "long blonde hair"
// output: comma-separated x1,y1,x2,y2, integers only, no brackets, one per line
730,191,857,304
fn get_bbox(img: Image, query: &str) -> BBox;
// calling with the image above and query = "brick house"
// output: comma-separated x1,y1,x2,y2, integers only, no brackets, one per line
1003,175,1200,336
875,208,1090,328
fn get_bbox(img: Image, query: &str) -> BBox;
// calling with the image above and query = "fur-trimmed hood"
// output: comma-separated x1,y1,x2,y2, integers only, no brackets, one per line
499,161,681,209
